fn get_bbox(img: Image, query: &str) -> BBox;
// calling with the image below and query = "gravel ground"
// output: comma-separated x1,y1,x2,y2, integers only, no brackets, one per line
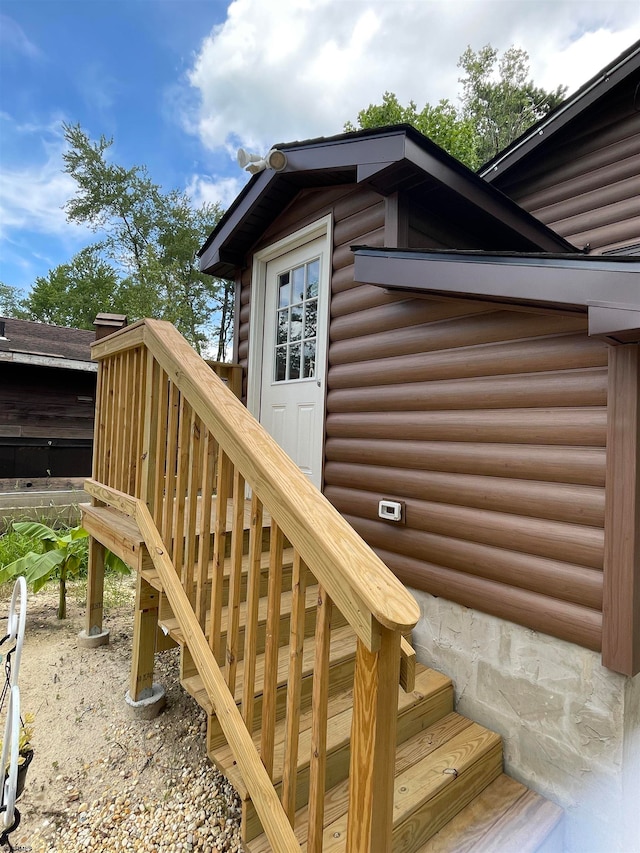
41,763,244,853
2,579,246,853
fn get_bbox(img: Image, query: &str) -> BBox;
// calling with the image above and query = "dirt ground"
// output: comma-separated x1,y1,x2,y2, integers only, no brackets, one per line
1,576,229,852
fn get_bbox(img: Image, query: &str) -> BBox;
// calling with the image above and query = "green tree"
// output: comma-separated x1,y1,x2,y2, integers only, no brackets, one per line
0,283,27,318
345,92,479,168
345,44,567,169
61,123,231,355
23,245,121,329
458,44,567,164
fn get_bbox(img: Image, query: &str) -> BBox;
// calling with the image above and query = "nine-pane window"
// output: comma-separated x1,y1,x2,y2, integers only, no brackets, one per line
274,258,319,382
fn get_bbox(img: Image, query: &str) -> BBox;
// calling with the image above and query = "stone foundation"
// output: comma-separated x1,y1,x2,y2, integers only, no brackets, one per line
410,588,640,853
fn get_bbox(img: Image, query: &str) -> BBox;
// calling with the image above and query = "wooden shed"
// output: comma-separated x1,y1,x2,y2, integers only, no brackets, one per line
0,316,97,480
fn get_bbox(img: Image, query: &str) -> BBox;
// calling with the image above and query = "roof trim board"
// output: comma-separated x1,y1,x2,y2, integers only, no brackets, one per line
352,246,640,342
198,125,575,278
0,351,98,372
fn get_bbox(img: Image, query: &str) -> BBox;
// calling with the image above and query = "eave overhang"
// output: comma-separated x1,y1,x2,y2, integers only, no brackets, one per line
0,350,97,372
198,125,574,279
353,247,640,343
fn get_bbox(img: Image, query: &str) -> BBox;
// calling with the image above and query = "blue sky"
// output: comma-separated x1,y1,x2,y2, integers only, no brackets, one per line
1,0,638,295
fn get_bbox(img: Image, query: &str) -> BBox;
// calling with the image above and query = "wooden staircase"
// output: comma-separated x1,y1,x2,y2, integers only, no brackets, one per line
80,319,564,852
82,500,563,852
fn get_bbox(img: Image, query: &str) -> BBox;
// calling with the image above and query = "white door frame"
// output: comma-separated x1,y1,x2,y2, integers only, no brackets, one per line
247,215,333,436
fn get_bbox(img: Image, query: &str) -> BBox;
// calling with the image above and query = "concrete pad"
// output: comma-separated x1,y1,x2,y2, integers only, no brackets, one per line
125,683,166,720
77,628,110,648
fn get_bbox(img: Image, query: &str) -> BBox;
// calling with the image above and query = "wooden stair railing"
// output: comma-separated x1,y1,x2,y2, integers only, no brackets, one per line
85,318,421,853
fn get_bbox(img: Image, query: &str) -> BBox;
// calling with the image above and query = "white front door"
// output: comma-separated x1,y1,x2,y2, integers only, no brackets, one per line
259,235,329,489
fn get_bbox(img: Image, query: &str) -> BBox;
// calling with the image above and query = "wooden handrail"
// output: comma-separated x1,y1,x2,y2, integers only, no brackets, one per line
88,318,422,851
92,318,420,651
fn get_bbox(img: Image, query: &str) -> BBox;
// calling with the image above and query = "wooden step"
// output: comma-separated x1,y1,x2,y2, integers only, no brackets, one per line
157,548,300,643
247,711,503,853
237,664,453,843
415,774,564,853
81,497,273,587
161,581,348,672
179,622,358,718
81,503,153,574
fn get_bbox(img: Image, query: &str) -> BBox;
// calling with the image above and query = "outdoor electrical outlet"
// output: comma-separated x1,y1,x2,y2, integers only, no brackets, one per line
378,500,404,523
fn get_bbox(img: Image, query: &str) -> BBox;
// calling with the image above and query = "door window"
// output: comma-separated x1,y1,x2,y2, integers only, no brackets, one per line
273,258,320,382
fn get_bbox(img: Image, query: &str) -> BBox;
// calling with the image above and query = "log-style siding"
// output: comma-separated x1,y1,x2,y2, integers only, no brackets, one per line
325,287,609,651
495,84,640,254
239,182,611,652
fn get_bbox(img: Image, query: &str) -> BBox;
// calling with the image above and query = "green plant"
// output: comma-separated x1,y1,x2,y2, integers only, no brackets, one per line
0,522,131,619
0,522,89,619
0,712,34,768
0,526,37,568
17,713,34,764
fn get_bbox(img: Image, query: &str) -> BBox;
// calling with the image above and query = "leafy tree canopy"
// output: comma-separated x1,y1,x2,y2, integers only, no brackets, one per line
0,283,27,318
15,124,232,357
458,44,566,164
60,123,232,355
345,44,567,169
345,93,479,168
22,246,121,329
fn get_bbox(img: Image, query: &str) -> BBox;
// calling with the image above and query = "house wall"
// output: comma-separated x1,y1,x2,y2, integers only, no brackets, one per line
325,296,609,652
239,185,611,653
411,588,640,853
493,75,640,255
237,183,389,396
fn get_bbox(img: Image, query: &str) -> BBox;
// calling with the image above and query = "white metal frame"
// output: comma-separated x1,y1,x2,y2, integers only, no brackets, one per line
1,577,27,831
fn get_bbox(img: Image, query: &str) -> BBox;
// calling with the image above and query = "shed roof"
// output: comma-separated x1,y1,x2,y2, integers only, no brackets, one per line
480,39,640,182
352,246,640,343
0,316,96,372
199,125,575,279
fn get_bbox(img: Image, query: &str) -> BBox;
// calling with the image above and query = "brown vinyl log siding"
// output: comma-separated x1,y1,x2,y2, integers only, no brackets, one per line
325,294,608,651
238,182,610,652
495,83,640,254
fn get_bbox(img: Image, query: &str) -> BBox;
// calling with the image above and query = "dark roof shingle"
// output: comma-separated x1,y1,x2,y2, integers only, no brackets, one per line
0,316,94,363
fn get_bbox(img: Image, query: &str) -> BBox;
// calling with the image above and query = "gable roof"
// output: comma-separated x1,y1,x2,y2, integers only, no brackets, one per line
199,124,575,279
480,39,640,182
0,316,96,372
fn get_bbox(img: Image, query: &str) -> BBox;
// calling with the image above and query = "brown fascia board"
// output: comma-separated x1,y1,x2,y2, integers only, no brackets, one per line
353,247,640,339
480,40,640,182
198,124,574,278
402,137,574,252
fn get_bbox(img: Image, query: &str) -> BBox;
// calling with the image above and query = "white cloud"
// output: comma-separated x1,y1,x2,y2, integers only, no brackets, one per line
0,117,91,240
186,173,249,210
0,14,42,60
531,26,640,96
186,0,640,153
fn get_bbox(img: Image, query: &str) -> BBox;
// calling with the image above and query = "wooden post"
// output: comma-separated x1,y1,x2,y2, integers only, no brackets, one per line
130,575,159,701
602,343,640,676
346,626,401,852
84,536,106,637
